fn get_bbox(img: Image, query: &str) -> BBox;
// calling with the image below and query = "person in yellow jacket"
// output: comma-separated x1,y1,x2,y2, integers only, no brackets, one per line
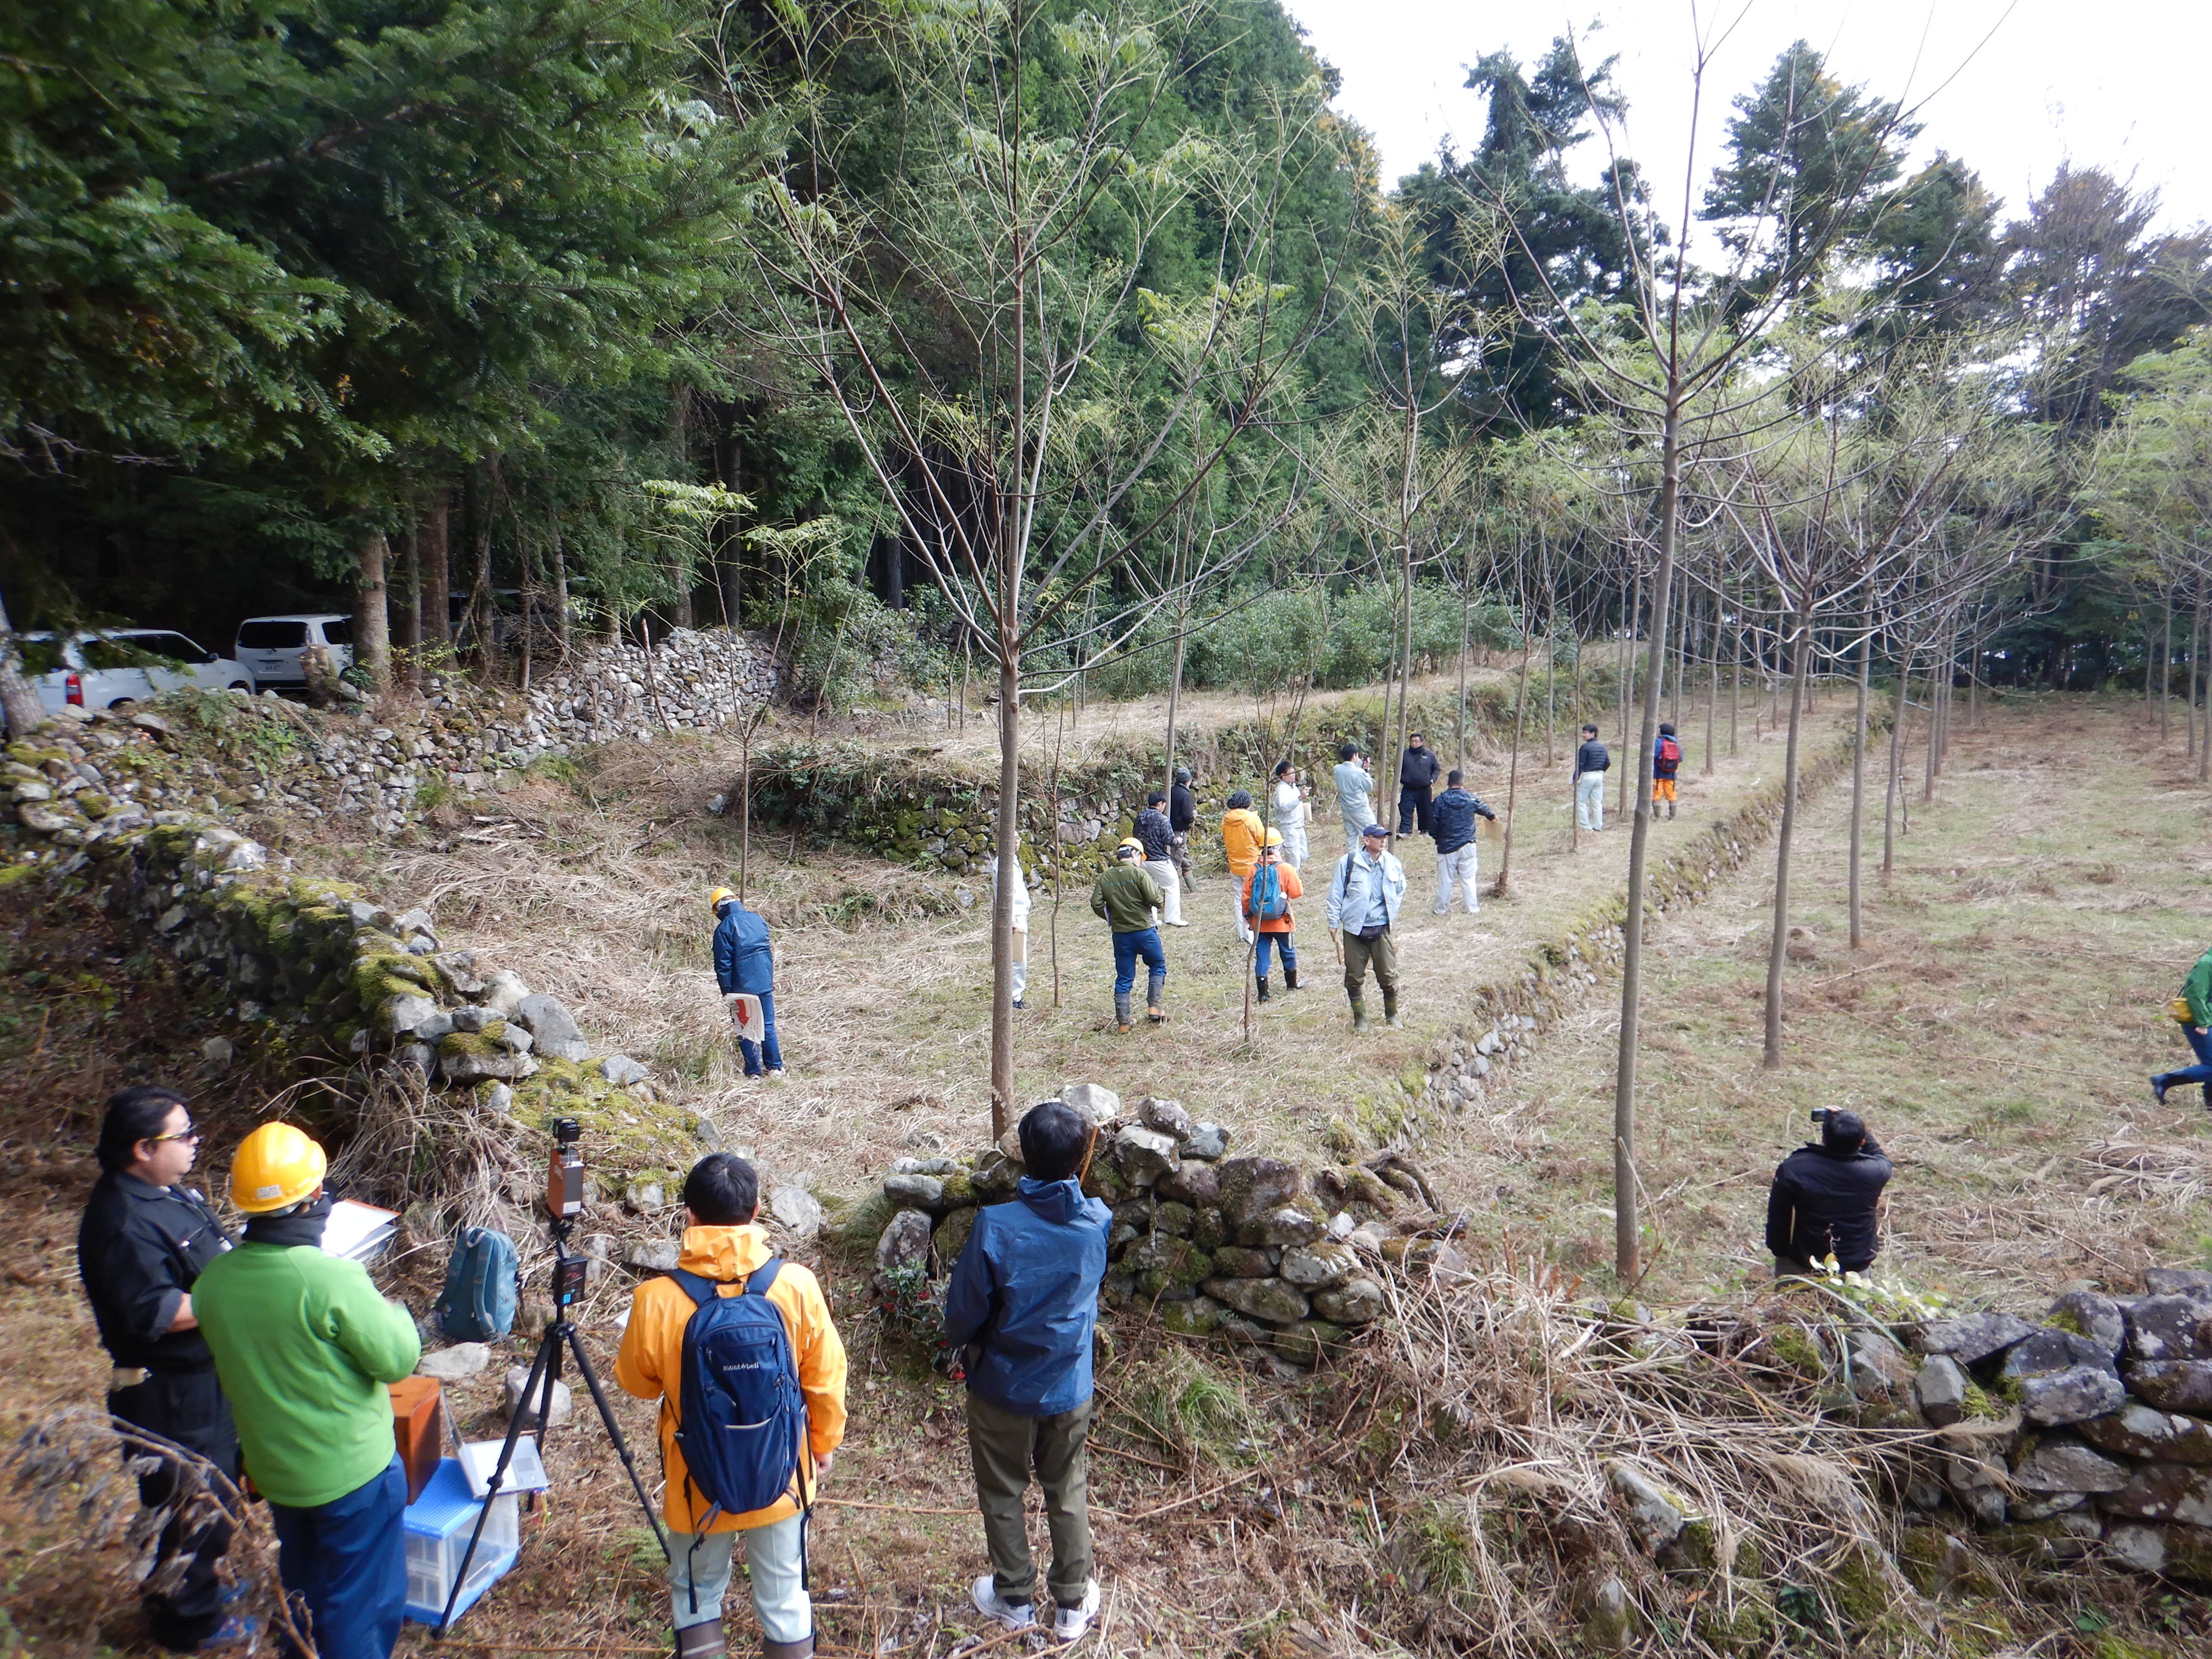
1220,789,1266,945
616,1154,848,1659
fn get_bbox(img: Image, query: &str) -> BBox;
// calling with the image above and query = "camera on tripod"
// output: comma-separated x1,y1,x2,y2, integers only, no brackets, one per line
542,1117,588,1307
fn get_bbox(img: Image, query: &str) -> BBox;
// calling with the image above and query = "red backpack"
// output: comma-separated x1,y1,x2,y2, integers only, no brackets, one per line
1658,735,1681,768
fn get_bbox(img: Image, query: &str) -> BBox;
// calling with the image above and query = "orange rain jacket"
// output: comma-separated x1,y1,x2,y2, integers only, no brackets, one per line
614,1223,847,1533
1221,807,1267,877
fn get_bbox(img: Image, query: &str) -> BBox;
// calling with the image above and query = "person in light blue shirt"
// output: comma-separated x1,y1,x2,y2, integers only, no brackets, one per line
1324,824,1407,1031
1332,743,1374,856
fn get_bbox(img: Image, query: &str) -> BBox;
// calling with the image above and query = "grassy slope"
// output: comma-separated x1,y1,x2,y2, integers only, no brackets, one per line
1435,693,2212,1305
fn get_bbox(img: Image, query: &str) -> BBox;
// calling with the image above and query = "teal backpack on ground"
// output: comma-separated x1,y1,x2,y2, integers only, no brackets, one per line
436,1226,518,1341
1248,862,1288,923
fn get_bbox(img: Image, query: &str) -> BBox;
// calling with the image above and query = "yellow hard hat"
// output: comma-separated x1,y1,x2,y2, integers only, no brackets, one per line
709,887,735,909
230,1121,327,1214
1117,836,1144,856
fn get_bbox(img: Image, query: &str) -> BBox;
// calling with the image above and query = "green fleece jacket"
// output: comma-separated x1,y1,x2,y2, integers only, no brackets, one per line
2185,947,2212,1029
1090,861,1165,934
193,1241,421,1509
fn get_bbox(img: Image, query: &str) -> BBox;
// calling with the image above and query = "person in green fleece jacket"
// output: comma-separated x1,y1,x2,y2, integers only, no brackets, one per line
194,1123,421,1659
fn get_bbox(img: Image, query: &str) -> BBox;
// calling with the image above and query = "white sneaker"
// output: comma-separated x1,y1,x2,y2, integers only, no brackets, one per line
1052,1580,1100,1642
971,1576,1034,1631
766,1069,787,1084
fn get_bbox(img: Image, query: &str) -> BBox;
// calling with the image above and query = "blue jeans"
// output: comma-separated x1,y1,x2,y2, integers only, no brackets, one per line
733,988,782,1074
1112,928,1166,995
2159,1024,2212,1093
267,1455,407,1659
1254,931,1297,978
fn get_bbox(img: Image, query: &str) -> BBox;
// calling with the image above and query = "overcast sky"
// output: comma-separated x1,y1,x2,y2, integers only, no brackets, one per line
1285,1,2212,234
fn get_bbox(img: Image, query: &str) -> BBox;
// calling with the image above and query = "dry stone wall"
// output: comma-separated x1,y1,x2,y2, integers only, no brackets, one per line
2,709,696,1183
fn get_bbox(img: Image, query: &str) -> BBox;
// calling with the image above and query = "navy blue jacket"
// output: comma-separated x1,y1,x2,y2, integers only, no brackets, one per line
711,901,774,995
1574,738,1610,778
943,1177,1111,1417
1132,806,1174,861
1429,786,1496,854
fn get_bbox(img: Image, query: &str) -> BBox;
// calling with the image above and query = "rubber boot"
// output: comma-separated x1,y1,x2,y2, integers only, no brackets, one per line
1350,998,1370,1033
1667,800,1676,820
1115,991,1133,1034
1256,975,1272,1003
762,1638,815,1659
675,1622,726,1659
1147,970,1168,1023
1283,962,1300,992
1383,988,1404,1029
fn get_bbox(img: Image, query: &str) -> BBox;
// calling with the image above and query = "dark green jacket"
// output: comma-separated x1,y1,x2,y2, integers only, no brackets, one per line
1090,862,1165,934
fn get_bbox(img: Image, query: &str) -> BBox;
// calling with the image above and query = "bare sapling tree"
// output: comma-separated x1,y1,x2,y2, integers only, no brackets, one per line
720,0,1352,1134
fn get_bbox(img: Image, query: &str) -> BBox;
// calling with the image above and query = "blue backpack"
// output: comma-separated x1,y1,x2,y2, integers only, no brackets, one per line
435,1226,518,1342
670,1261,810,1531
1248,862,1289,923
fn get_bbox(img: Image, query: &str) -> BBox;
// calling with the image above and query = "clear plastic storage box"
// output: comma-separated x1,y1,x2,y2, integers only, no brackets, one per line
403,1457,517,1625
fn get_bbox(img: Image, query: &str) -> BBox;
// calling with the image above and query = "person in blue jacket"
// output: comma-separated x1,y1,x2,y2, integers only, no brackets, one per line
943,1100,1111,1644
709,886,784,1080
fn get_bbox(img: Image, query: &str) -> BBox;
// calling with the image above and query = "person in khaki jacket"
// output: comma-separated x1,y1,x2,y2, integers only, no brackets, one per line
616,1155,848,1659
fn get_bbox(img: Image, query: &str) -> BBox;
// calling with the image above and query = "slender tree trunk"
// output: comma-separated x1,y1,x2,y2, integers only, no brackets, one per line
1455,555,1473,773
1967,614,1982,731
1612,400,1681,1286
1883,648,1909,877
2199,593,2210,783
989,639,1021,1140
1618,565,1640,820
1669,565,1687,730
0,588,47,736
1387,528,1418,853
1701,594,1717,774
1729,604,1742,756
421,490,451,646
2188,591,2202,765
1762,608,1813,1068
739,725,753,902
1164,597,1189,792
552,531,570,660
2161,593,2173,743
400,517,423,691
1494,610,1532,897
1848,609,1871,950
354,529,391,693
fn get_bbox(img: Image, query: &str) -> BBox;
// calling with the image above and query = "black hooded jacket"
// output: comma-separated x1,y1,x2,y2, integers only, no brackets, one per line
78,1172,234,1370
1765,1138,1891,1271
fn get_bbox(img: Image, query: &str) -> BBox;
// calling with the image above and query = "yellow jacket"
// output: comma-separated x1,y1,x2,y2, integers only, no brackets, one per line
614,1224,847,1533
1221,807,1266,876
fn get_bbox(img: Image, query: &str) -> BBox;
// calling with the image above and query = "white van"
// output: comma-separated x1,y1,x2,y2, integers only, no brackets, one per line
233,614,355,687
21,630,257,712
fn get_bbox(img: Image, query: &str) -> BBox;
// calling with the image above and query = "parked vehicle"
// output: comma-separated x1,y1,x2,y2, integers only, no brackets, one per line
233,614,354,687
20,630,257,713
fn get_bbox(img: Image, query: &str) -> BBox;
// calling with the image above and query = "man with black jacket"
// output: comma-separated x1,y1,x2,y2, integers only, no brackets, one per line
1429,770,1497,917
1765,1111,1892,1276
1573,723,1609,833
1167,768,1197,887
77,1085,245,1651
1396,733,1442,838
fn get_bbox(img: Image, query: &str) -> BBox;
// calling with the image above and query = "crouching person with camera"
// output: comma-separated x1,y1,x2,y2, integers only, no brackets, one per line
615,1154,847,1659
194,1124,422,1659
945,1102,1112,1642
1765,1110,1892,1278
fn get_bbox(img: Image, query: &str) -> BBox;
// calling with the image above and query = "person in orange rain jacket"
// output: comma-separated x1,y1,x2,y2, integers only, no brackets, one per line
1220,790,1266,945
1240,830,1303,1002
616,1154,847,1659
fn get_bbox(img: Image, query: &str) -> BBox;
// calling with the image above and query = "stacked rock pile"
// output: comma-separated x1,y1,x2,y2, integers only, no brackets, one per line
1902,1269,2212,1578
460,626,778,753
869,1083,1467,1370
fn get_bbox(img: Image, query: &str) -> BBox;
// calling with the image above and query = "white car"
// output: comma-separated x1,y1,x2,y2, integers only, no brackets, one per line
20,630,257,713
233,614,355,687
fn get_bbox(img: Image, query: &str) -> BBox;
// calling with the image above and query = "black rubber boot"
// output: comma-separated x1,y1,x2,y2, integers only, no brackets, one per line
674,1622,726,1659
1283,962,1300,991
762,1637,816,1659
1115,991,1133,1033
1383,988,1403,1029
1350,998,1370,1033
1147,970,1168,1023
1256,975,1272,1003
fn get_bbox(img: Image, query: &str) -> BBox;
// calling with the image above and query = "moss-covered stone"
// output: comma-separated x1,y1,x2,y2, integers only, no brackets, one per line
1691,1586,1774,1655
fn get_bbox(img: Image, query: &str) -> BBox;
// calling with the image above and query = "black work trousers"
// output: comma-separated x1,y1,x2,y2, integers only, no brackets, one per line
1396,786,1433,837
110,1367,240,1650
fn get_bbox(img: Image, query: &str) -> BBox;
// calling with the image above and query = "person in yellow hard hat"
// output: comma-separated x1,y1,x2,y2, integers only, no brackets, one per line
1089,840,1167,1032
711,885,784,1080
1241,830,1303,1002
192,1124,421,1659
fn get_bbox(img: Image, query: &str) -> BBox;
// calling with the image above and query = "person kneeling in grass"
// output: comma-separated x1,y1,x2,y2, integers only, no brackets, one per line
946,1101,1111,1643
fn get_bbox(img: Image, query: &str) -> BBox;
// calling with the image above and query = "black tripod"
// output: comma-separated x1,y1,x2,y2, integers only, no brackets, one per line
435,1209,670,1633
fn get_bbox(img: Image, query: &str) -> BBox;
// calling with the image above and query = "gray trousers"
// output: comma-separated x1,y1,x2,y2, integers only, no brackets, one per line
967,1391,1094,1607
